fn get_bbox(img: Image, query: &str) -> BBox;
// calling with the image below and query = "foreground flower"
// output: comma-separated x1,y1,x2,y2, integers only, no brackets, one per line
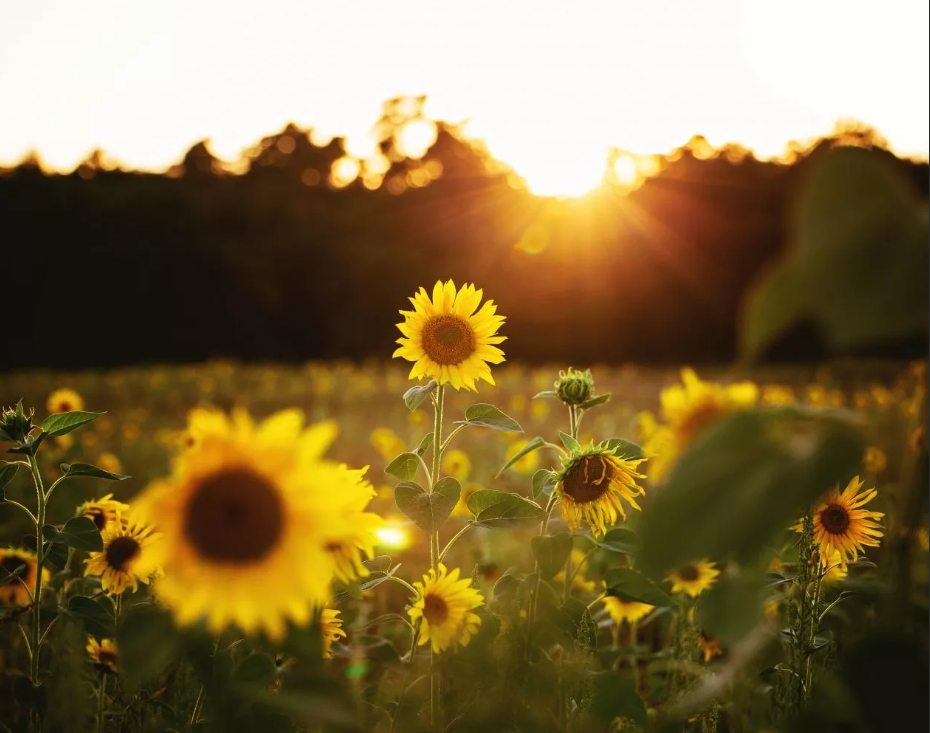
86,637,118,673
0,548,49,606
137,409,380,640
85,517,161,595
604,596,654,625
555,441,646,537
668,560,719,598
47,388,84,414
639,368,758,481
794,476,884,567
393,280,506,391
76,494,129,532
408,564,484,653
320,608,346,659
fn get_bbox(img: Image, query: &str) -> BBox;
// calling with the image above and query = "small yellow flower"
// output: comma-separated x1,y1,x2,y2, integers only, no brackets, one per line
554,549,597,595
505,440,540,475
442,449,472,481
915,528,929,552
760,385,796,406
454,483,482,517
96,453,123,476
698,632,722,662
604,597,654,625
530,400,550,421
76,494,130,533
668,560,719,598
86,637,119,673
52,434,74,452
370,427,406,461
862,447,886,474
320,608,346,659
408,564,484,653
0,548,49,607
84,517,162,595
47,388,84,414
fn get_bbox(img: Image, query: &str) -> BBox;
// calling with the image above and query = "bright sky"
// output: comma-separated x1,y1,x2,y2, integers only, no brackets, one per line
1,0,927,196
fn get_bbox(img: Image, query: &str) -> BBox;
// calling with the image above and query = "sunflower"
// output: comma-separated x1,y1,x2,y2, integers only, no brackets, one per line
408,564,484,653
821,547,848,585
698,632,723,663
668,560,720,598
370,427,406,461
76,494,129,533
136,409,380,640
603,596,654,625
84,517,161,595
442,449,472,482
793,476,884,567
640,368,758,481
321,608,346,659
0,548,49,607
554,441,646,537
47,388,84,414
393,280,506,391
86,637,118,673
862,447,886,474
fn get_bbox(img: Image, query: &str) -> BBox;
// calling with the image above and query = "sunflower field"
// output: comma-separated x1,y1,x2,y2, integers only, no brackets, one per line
1,150,928,732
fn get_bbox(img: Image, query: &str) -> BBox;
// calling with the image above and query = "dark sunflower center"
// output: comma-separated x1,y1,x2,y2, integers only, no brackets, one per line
1,556,27,577
422,593,449,625
820,504,850,535
561,455,613,504
184,468,284,564
678,564,699,582
105,536,141,571
58,401,72,412
421,314,476,366
97,650,118,667
84,507,107,531
677,401,725,446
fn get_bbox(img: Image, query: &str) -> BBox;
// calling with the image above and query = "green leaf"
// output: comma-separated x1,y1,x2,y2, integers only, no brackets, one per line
555,597,598,650
605,567,672,606
0,460,19,500
0,562,26,587
43,516,103,552
40,411,105,438
394,478,460,533
603,438,645,460
13,676,47,716
59,462,130,481
456,403,523,433
640,409,865,576
696,574,766,645
532,469,558,499
233,653,277,687
385,452,420,481
403,380,436,411
588,673,648,729
22,534,68,569
533,390,558,399
493,573,523,599
7,434,44,456
497,436,546,477
414,433,433,457
117,602,179,681
580,393,611,410
467,489,546,527
531,533,574,579
558,431,580,452
600,527,641,556
68,595,116,638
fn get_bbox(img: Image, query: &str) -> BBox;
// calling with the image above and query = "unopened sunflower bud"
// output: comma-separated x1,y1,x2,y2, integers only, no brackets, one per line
0,401,34,443
554,368,594,406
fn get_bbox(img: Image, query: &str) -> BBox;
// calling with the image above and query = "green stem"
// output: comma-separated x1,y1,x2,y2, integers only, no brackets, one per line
385,574,419,597
428,384,445,728
5,499,38,526
438,523,473,563
526,488,560,661
96,674,107,733
439,424,466,454
27,454,46,688
569,405,579,440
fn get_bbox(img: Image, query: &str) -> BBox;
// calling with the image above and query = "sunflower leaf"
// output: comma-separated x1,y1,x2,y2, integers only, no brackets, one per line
7,434,44,456
531,533,574,579
67,595,116,638
559,432,580,452
414,433,433,457
496,436,546,477
394,478,460,533
599,527,641,556
60,463,130,482
605,567,672,606
532,469,558,499
403,380,437,411
603,438,645,461
468,489,546,527
0,563,26,587
533,390,559,400
384,453,421,482
588,673,648,730
44,516,103,552
0,460,19,500
40,411,105,438
580,393,611,410
457,404,523,433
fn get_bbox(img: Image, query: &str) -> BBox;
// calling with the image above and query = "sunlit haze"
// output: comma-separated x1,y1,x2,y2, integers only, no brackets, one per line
1,0,927,196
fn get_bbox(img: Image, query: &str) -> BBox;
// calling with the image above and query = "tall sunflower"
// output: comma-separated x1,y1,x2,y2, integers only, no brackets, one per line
794,476,884,567
393,280,506,391
136,409,381,641
85,517,161,595
86,637,119,673
321,608,346,659
668,559,719,598
639,368,758,481
603,597,654,625
0,548,49,607
76,494,129,533
554,441,646,537
408,564,484,653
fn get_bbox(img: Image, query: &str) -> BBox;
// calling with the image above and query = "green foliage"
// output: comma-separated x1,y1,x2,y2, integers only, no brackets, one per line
394,477,460,533
559,431,581,452
498,436,546,476
532,468,558,499
603,438,645,460
456,403,524,432
605,567,672,606
384,452,420,481
0,459,19,500
67,595,116,637
586,673,648,731
43,516,103,552
599,527,641,556
403,380,436,411
40,410,105,438
58,462,130,481
531,533,574,579
467,489,547,527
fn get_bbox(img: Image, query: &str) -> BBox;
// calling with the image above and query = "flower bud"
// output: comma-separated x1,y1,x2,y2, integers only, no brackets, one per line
554,368,594,407
0,401,34,443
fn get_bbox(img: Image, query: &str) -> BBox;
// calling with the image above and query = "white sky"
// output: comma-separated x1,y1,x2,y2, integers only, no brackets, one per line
1,0,927,195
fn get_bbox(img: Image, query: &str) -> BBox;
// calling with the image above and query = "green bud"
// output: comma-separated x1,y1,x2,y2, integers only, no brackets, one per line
554,368,594,407
0,400,34,443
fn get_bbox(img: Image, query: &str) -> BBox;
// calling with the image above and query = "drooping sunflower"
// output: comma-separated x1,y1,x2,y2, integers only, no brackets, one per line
793,476,884,567
668,559,720,598
47,388,84,414
321,608,346,659
85,517,161,595
554,441,646,537
639,368,758,481
86,637,119,673
136,409,380,640
603,596,654,625
393,280,506,391
408,564,484,653
76,494,129,533
0,548,49,607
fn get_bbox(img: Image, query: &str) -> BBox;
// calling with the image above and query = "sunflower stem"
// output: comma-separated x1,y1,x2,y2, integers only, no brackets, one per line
26,453,46,690
428,384,445,728
569,405,579,440
95,674,107,733
438,523,473,563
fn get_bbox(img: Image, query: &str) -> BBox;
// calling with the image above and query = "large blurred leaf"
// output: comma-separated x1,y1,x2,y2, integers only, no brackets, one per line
43,516,103,552
456,403,523,433
384,452,420,481
67,595,115,638
696,573,766,645
605,567,672,606
640,408,864,576
531,533,573,579
467,489,546,527
742,147,929,358
585,673,647,731
0,460,19,500
59,462,129,482
394,478,459,533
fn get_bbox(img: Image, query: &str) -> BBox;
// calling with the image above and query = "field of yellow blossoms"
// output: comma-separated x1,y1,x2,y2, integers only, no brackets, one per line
1,281,928,733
